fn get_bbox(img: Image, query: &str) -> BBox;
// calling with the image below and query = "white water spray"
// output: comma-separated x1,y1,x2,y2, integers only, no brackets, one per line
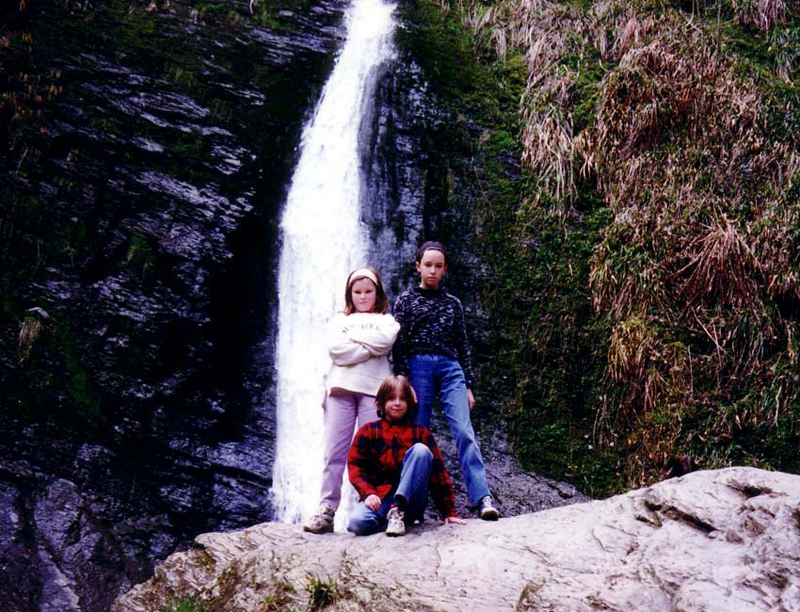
272,0,396,525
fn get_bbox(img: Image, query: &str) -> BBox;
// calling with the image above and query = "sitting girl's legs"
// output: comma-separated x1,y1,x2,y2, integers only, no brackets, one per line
348,444,433,535
394,443,433,520
347,497,392,536
347,505,381,535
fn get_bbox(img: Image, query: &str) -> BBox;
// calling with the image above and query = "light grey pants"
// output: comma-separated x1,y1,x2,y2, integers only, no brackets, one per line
319,389,378,510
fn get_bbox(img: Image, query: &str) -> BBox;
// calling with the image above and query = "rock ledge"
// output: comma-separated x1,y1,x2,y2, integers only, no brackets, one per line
114,467,800,612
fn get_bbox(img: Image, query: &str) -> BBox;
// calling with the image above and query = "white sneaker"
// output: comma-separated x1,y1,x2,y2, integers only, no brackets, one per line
303,504,335,534
385,506,405,537
479,496,499,521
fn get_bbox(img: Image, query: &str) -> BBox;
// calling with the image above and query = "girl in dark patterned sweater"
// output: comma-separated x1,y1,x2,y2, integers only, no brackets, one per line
392,242,499,520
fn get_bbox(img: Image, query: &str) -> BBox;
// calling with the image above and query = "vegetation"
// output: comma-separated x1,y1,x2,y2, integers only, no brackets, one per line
150,572,338,612
161,596,208,612
303,574,339,611
421,0,800,495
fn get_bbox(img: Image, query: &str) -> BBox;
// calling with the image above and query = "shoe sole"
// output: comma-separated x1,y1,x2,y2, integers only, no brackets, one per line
386,529,405,537
303,524,334,534
480,509,499,521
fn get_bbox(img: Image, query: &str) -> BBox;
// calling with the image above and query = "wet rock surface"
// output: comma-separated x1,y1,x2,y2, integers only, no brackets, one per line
1,0,348,607
114,468,800,612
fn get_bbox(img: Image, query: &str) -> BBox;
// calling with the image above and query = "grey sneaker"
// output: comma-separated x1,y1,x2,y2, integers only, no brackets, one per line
385,506,405,537
303,504,335,534
479,496,499,521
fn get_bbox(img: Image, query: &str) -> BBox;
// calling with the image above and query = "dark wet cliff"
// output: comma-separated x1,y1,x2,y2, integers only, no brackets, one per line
1,0,585,609
1,0,348,608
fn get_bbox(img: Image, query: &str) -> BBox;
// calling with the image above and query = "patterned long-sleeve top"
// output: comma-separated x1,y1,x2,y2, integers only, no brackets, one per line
347,417,457,519
392,286,475,388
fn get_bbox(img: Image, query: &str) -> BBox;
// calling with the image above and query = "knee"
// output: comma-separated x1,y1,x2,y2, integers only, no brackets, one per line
453,421,478,443
347,519,370,536
347,509,378,536
407,443,433,461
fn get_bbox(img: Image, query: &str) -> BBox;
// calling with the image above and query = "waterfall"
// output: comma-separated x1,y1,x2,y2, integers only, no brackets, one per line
271,0,397,526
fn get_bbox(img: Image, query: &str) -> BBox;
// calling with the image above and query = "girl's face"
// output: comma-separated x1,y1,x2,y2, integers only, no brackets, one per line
416,249,447,289
384,387,408,422
350,278,377,313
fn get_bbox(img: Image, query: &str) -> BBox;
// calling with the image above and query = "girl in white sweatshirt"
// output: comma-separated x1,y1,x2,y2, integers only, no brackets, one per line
303,267,400,534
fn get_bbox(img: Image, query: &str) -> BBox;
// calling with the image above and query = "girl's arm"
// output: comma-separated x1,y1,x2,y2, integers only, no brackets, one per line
391,294,410,376
327,315,370,366
347,427,380,501
346,314,400,357
453,301,476,389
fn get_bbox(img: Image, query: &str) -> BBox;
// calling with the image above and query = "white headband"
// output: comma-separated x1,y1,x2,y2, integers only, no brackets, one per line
350,268,378,286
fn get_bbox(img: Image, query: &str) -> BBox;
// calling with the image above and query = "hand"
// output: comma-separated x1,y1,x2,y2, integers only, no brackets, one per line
445,516,467,525
467,389,475,411
365,494,381,512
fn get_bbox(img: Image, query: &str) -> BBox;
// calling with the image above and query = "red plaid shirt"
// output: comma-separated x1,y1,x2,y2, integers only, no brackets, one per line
347,417,457,518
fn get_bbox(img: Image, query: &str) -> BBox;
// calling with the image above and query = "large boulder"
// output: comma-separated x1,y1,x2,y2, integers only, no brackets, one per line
114,467,800,611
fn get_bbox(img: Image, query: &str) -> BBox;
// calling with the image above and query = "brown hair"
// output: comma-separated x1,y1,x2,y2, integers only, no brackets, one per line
343,267,389,315
375,375,417,420
415,241,448,265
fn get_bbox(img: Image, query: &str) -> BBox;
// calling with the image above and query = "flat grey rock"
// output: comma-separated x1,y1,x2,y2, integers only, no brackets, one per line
114,467,800,611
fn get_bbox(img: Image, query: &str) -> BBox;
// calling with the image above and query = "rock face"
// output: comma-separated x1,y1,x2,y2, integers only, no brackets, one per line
1,0,350,607
0,2,579,610
115,467,800,612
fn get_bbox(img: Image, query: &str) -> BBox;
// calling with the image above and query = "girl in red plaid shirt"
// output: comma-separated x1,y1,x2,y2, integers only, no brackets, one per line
346,375,467,536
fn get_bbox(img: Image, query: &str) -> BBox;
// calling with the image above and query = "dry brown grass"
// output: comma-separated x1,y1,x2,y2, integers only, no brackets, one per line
17,315,42,364
678,217,761,309
522,108,577,210
605,317,664,413
732,0,788,30
453,0,800,484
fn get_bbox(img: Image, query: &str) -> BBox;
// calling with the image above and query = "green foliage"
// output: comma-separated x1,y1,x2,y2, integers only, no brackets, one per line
127,234,157,277
4,310,105,430
255,4,283,29
196,3,240,23
483,194,617,494
304,574,338,612
426,0,800,495
58,319,104,420
161,596,207,612
396,0,516,121
568,48,607,134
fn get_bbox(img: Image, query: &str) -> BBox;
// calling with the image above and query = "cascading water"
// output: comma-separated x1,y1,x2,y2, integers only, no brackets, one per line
271,0,397,527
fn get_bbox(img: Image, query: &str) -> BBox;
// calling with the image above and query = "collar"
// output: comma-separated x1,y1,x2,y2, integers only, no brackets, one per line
381,415,411,428
413,286,443,298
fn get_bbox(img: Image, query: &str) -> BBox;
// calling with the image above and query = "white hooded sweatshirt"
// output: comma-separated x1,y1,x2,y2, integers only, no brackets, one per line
325,311,400,397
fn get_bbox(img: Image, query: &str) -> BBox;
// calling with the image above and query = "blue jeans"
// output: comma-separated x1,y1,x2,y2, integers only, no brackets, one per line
407,354,490,506
347,443,432,535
